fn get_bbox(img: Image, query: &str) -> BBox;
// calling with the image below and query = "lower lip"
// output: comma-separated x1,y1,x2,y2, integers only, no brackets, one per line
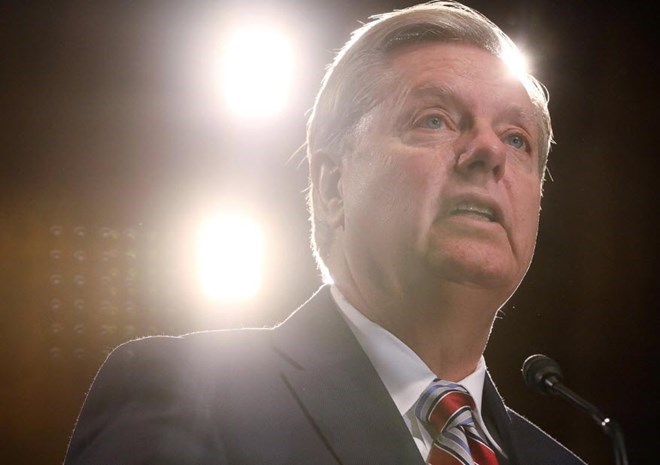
449,211,495,223
440,213,504,234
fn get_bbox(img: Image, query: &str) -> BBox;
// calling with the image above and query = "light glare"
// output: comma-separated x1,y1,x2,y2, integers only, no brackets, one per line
502,45,530,80
197,213,264,302
220,25,295,117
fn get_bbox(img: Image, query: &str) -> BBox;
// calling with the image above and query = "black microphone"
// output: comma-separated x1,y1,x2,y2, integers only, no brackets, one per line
522,354,628,465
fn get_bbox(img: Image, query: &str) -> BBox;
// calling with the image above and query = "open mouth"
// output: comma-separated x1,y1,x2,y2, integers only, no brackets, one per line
449,202,497,222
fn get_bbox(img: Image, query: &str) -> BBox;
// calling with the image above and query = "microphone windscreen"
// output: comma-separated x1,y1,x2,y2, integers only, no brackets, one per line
522,354,563,394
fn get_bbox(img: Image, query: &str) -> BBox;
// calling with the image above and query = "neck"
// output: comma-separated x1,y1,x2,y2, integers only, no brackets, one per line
335,278,502,382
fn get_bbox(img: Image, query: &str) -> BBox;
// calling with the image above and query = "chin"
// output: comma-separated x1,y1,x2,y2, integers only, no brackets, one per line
425,248,524,294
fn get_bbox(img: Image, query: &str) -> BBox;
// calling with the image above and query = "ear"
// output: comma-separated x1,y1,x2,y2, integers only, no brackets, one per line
310,150,344,229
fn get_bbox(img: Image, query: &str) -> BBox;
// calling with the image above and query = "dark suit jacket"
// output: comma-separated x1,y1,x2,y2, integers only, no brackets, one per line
65,286,585,464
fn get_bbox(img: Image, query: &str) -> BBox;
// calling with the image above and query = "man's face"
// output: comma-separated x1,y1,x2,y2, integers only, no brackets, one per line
338,42,543,301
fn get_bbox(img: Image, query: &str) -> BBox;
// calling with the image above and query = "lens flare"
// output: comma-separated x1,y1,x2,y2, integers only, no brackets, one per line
196,213,264,302
219,25,295,117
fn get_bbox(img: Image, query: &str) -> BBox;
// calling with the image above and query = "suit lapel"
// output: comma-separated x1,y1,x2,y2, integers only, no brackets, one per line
483,372,521,465
272,286,425,465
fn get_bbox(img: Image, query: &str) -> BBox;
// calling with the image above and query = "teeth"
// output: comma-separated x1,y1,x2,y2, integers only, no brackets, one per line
451,203,495,221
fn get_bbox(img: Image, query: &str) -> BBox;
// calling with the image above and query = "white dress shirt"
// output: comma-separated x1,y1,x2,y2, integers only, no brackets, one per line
331,285,504,460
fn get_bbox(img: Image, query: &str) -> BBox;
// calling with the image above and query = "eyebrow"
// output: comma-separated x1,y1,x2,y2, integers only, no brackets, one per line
406,83,460,106
400,84,539,132
389,84,461,127
496,106,540,135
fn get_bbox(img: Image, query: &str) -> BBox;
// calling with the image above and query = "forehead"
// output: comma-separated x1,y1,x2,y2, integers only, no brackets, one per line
384,42,538,122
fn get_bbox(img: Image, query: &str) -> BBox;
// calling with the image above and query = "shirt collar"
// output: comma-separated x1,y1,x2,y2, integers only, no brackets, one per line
331,285,488,418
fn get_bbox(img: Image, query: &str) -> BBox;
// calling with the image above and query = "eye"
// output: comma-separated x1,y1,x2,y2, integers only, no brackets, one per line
416,114,445,130
505,133,528,150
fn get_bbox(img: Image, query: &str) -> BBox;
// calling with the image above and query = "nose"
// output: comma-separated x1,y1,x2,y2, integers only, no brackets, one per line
454,125,506,183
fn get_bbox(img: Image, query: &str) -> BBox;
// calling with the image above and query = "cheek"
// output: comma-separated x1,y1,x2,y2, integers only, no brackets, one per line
514,185,542,250
381,158,440,233
348,142,449,232
398,149,451,199
355,151,424,203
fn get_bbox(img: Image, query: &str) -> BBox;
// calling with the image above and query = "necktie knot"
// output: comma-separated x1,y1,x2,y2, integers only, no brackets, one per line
415,379,499,465
415,380,476,433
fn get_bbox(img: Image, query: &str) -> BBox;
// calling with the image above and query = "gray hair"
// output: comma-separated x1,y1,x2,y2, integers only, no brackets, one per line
306,1,553,272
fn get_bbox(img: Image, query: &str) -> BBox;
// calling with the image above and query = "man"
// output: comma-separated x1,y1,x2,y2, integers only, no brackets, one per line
65,3,585,464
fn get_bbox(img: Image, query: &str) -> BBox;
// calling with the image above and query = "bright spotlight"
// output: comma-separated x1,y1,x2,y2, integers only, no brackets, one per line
502,45,530,80
197,213,264,302
220,24,295,118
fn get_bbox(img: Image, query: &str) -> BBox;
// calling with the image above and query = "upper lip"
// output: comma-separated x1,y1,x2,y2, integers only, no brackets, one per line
445,193,504,224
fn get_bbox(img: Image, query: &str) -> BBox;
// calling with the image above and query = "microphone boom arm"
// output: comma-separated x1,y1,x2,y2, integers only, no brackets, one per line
523,354,629,465
550,382,628,465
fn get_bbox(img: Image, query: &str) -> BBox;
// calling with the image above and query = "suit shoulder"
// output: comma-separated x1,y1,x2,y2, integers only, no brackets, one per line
106,328,274,370
507,407,587,465
119,327,273,348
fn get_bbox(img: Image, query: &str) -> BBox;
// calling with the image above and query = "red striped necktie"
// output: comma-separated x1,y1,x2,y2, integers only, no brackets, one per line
415,379,500,465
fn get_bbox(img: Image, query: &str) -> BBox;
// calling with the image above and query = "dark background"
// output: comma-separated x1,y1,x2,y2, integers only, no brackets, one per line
1,1,656,463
